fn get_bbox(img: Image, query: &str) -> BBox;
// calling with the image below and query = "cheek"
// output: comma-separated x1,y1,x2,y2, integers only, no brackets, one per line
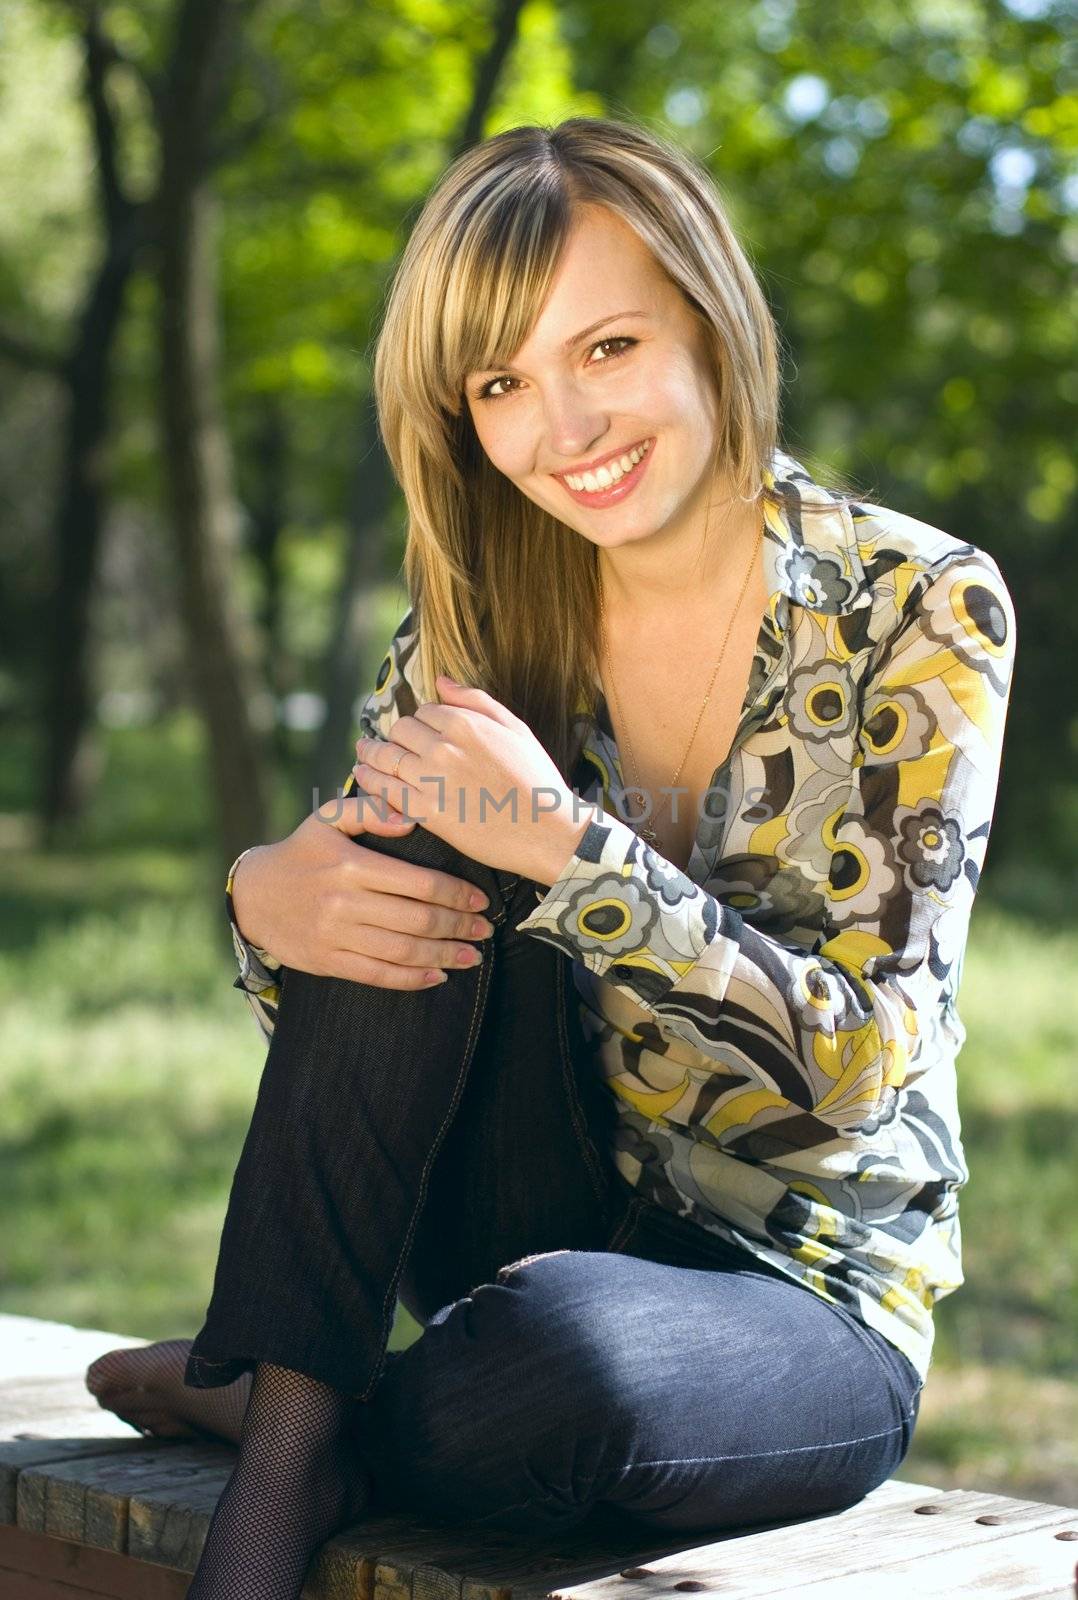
644,348,713,429
470,413,537,483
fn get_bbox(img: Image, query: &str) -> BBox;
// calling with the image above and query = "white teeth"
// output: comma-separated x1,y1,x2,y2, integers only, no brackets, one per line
564,439,650,492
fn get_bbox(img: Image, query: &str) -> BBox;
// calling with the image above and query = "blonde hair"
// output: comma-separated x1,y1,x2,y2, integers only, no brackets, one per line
373,114,868,777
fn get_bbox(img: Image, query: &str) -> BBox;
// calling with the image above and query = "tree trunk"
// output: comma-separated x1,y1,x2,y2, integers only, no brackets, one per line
246,395,290,768
39,11,148,842
156,0,270,878
40,213,142,843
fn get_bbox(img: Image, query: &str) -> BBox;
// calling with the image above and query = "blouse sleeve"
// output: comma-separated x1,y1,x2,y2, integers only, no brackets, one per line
227,606,419,1046
516,548,1017,1135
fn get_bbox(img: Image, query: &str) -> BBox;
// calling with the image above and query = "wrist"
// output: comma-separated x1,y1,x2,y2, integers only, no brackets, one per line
531,800,602,887
229,843,270,944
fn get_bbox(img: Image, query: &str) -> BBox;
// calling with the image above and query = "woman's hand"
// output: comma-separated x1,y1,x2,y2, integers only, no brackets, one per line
350,675,598,883
229,793,497,991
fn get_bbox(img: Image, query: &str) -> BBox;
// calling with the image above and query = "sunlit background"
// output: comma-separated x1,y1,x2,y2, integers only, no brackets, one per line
1,0,1075,1506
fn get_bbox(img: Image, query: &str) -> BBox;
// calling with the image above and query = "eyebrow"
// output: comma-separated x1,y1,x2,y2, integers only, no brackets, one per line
477,310,649,376
562,309,648,350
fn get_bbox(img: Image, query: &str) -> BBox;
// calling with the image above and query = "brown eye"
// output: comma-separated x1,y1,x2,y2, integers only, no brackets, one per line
473,335,636,403
590,336,636,364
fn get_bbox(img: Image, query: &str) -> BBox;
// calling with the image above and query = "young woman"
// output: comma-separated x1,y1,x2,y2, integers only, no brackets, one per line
86,116,1016,1599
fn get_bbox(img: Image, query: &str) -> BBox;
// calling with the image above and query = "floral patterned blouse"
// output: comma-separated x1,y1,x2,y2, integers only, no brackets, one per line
226,447,1017,1386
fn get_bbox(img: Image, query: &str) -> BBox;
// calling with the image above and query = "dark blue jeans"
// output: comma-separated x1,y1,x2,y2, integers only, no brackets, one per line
187,823,922,1537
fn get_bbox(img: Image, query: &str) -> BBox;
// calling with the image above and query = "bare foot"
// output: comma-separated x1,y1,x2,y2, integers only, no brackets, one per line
85,1339,251,1444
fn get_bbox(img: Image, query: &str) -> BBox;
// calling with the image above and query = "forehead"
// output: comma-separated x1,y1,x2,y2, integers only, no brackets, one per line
515,207,669,352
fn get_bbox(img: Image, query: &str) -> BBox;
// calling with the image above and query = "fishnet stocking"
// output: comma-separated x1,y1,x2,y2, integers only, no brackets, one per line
186,1361,371,1599
85,1340,251,1443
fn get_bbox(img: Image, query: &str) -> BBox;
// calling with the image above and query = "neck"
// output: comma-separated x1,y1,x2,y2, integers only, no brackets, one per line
598,483,764,619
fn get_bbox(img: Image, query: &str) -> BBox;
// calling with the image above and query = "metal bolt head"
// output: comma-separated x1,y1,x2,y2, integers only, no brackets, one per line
975,1514,1006,1525
619,1569,654,1579
1053,1529,1078,1541
674,1583,708,1592
913,1503,946,1514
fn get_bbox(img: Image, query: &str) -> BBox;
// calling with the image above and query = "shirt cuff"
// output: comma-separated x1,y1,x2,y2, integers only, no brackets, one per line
515,814,744,1011
226,846,282,992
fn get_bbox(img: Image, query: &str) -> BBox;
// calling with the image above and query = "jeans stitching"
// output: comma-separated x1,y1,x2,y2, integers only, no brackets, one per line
458,1420,910,1527
596,1422,909,1470
606,1195,645,1253
362,948,491,1402
488,875,524,925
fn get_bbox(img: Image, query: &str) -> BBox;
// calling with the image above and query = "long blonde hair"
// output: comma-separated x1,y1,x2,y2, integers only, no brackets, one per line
373,114,868,777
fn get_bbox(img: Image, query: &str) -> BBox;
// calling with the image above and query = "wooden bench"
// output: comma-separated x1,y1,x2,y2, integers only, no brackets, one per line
2,1314,1076,1599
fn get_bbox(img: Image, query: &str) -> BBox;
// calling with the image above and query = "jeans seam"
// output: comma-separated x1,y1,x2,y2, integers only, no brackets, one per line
597,1422,909,1471
361,949,492,1402
458,1420,911,1527
606,1195,645,1253
490,876,522,924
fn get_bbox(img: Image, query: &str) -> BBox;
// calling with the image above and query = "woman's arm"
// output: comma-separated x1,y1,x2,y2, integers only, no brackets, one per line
517,546,1017,1136
226,607,492,1042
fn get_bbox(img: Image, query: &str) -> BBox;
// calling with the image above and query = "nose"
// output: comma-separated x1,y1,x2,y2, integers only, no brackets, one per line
541,377,609,469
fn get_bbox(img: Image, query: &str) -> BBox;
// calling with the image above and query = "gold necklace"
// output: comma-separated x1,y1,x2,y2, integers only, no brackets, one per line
597,515,764,853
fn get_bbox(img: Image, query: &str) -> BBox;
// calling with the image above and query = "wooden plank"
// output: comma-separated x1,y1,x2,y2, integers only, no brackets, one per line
0,1375,147,1443
548,1489,1078,1600
772,1522,1078,1599
17,1442,235,1550
301,1510,435,1600
0,1522,190,1598
338,1483,929,1600
304,1498,694,1600
481,1480,940,1600
125,1464,238,1574
1,1440,163,1525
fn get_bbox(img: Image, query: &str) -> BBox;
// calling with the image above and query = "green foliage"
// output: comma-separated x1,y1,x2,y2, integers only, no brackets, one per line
2,0,1073,869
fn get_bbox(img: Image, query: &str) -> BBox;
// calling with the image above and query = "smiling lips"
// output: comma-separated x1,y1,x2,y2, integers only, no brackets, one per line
554,437,654,507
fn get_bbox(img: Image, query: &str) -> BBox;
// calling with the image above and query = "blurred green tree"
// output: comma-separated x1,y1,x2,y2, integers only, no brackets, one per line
0,0,1072,882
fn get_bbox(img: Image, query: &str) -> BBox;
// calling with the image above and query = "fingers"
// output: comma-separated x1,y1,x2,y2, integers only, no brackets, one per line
348,851,491,916
352,922,486,975
351,887,493,943
322,789,415,836
434,675,520,726
325,951,455,990
350,758,410,819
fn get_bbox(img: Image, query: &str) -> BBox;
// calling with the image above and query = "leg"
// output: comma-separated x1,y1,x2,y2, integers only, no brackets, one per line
185,825,624,1400
176,822,630,1597
363,1237,923,1538
186,1362,368,1600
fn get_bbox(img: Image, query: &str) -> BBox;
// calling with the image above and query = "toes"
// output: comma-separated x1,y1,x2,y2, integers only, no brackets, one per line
85,1351,134,1396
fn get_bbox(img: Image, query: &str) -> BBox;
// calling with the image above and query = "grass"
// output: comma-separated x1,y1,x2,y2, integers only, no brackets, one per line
1,717,1076,1506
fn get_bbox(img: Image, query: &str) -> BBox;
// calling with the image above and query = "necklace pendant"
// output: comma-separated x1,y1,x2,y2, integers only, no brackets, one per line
624,788,659,848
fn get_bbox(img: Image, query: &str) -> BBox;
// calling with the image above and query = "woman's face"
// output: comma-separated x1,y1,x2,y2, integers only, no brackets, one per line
463,202,722,561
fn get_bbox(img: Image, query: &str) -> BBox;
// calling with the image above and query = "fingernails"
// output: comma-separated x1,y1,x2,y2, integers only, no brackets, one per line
425,970,448,985
469,891,489,911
